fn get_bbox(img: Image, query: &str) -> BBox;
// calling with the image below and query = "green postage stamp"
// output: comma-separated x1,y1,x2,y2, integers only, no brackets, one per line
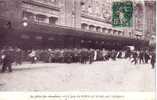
112,1,133,27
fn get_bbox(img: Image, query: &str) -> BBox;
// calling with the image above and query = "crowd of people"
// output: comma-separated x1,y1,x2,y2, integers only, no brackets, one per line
0,46,156,72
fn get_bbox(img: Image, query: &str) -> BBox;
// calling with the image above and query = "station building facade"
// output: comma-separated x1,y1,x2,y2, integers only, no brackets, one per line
0,0,155,50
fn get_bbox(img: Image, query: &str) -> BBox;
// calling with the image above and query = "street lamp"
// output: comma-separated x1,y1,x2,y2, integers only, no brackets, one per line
22,17,28,27
22,21,28,27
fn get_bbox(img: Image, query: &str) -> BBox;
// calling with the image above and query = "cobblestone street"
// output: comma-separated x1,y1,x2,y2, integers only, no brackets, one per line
0,59,155,91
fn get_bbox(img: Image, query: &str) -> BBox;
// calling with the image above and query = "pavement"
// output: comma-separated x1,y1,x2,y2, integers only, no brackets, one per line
0,59,155,91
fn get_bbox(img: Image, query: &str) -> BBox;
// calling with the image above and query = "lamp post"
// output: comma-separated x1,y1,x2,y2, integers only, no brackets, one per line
22,21,28,27
22,17,28,27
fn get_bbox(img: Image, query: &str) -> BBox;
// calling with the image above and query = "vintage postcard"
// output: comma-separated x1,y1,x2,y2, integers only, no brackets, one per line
0,0,156,100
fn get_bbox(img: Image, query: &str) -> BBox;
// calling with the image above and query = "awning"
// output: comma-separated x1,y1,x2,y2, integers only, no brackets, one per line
2,18,148,47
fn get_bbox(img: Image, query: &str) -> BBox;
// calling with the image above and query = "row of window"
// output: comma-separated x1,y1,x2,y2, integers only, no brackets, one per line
23,11,58,24
22,12,134,38
81,23,124,36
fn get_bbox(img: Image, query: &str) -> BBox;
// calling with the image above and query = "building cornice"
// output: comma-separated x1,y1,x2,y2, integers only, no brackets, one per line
81,13,107,24
23,0,60,11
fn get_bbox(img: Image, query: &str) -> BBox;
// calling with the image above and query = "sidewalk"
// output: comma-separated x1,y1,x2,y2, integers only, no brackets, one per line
0,59,154,72
0,59,155,91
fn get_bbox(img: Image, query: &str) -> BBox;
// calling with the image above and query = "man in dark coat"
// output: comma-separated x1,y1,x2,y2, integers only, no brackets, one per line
89,49,94,64
151,52,156,69
131,51,138,64
139,50,144,64
144,51,150,64
1,48,14,72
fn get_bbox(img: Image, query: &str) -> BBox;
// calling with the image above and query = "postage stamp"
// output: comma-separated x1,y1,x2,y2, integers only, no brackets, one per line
112,1,133,27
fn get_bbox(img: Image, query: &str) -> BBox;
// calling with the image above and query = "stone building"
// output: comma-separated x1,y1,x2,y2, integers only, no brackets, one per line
133,1,156,45
0,0,155,49
144,1,156,48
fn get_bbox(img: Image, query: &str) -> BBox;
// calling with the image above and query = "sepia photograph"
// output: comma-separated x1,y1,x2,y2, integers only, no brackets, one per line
0,0,156,92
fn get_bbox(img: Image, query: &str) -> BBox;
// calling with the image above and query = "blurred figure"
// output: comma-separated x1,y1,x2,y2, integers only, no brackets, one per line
139,50,144,64
144,50,150,64
1,47,14,72
15,48,23,65
111,50,117,60
131,51,138,64
89,49,94,64
117,50,122,58
29,50,37,64
94,49,97,61
150,52,156,69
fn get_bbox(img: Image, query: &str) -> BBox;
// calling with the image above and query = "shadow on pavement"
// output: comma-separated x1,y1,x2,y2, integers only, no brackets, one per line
0,64,58,73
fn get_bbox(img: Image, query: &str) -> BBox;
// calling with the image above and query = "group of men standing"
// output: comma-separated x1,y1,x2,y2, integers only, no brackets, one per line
130,50,156,68
0,47,156,73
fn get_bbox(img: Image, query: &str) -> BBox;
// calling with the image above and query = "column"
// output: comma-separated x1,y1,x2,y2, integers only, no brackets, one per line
65,0,73,27
74,0,81,28
58,0,66,25
143,1,146,39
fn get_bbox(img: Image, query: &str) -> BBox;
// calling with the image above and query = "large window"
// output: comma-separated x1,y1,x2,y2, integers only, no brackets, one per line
89,25,95,31
129,32,132,36
23,11,34,21
102,28,107,33
81,23,88,30
96,26,101,32
36,14,47,23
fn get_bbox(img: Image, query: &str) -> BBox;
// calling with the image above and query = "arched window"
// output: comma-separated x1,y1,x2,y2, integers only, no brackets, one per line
129,32,132,36
36,14,47,23
96,26,101,32
23,11,34,21
118,31,121,35
102,28,106,33
89,25,95,31
112,30,116,35
108,29,112,34
81,23,88,30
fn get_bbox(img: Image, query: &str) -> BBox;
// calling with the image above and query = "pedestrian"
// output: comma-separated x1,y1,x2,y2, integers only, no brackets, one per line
150,52,156,69
1,47,14,72
144,51,150,64
94,49,97,61
131,51,138,64
15,48,23,65
89,49,94,64
139,50,144,64
29,50,37,64
111,50,117,60
117,51,122,58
